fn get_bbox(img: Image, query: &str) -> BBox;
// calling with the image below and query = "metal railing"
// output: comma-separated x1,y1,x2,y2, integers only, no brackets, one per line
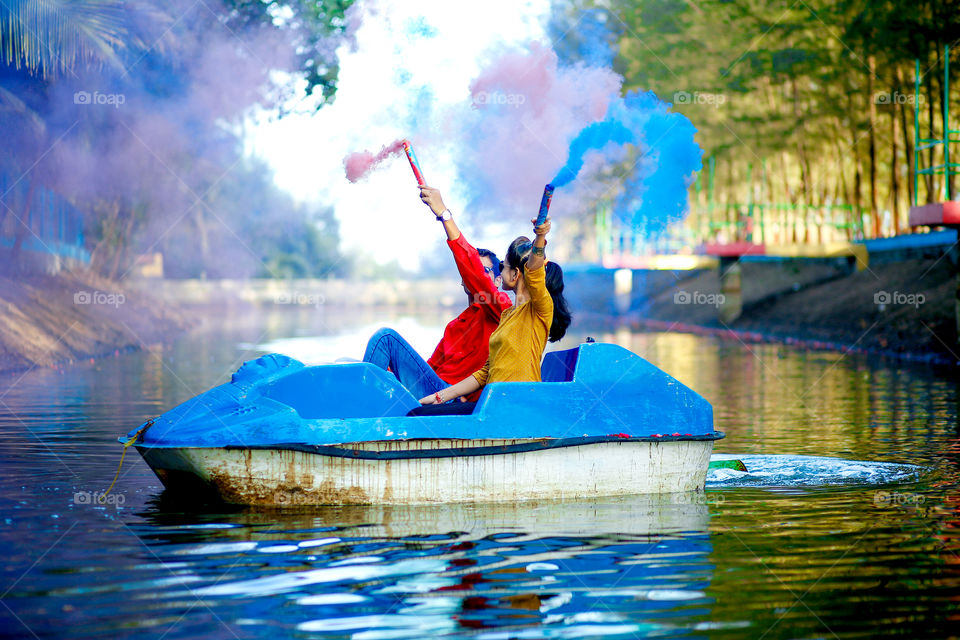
0,173,89,262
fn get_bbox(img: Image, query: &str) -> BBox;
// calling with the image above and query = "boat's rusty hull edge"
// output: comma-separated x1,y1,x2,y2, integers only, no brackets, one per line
137,438,716,505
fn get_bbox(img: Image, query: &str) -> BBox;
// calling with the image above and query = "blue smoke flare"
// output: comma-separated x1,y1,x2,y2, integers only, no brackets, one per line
551,120,634,187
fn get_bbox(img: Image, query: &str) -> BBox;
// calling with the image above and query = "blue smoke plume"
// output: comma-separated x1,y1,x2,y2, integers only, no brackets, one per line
544,3,701,243
613,91,702,235
552,121,634,186
553,90,702,239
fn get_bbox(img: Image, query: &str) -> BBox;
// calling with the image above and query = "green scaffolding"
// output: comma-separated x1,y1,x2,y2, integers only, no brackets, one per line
691,156,866,244
914,45,960,205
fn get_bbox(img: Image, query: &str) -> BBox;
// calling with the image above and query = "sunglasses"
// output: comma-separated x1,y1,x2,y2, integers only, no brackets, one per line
482,266,494,275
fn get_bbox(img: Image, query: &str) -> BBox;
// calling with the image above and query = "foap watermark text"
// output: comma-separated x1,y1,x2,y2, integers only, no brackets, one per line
873,490,924,507
74,491,125,507
74,290,125,307
874,290,924,308
873,91,923,106
275,291,325,308
673,90,726,107
674,290,726,307
74,91,125,108
474,91,526,108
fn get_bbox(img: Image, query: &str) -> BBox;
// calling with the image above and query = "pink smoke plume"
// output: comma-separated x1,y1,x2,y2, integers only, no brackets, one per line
344,139,407,183
459,42,622,213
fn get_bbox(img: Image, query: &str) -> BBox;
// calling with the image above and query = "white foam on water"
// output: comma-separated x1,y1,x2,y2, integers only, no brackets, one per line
647,589,706,601
195,558,447,597
296,593,369,606
526,562,560,572
298,537,341,548
707,454,923,487
173,542,257,556
256,544,300,554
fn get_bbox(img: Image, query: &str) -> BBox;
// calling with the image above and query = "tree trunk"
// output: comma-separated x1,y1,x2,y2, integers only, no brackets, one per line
852,119,863,212
896,65,914,209
89,200,121,275
867,55,880,236
832,118,851,239
791,77,811,206
10,178,37,270
942,45,956,201
891,104,901,233
927,54,938,201
934,45,948,201
107,205,138,280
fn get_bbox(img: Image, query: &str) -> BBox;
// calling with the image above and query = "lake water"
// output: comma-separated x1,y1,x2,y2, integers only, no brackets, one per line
1,308,957,639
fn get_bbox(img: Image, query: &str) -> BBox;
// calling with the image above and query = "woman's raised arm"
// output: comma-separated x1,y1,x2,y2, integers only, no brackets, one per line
526,217,550,271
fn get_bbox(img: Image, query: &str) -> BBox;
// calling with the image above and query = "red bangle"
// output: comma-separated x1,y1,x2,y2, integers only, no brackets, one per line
435,391,443,404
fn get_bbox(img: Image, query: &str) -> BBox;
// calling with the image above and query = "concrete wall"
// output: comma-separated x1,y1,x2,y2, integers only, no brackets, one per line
129,277,466,309
563,258,857,325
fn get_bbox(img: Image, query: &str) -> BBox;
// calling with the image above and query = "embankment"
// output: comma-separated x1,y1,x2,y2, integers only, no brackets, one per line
0,273,465,374
565,253,958,365
0,270,193,373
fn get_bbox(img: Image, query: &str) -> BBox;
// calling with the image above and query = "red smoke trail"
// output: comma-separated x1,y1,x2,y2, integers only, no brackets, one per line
343,139,407,183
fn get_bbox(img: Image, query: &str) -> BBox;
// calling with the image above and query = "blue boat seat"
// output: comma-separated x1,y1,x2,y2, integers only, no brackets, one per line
260,363,419,419
406,401,477,416
402,348,580,417
541,347,578,382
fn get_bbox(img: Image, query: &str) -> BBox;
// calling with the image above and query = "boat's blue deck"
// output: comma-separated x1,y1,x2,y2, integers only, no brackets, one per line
127,343,715,448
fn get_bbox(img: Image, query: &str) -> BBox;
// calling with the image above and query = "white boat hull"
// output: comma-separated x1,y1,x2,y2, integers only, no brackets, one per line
139,437,716,505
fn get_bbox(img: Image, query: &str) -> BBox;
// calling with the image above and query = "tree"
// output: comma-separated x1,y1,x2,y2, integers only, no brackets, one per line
0,0,355,276
609,0,960,240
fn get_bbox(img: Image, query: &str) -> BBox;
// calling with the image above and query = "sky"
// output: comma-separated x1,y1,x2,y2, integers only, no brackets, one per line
248,0,551,271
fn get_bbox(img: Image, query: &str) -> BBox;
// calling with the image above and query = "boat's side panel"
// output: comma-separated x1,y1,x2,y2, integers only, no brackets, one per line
141,439,714,505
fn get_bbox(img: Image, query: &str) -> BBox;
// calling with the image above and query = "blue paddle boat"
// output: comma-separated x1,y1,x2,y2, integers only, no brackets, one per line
124,342,723,505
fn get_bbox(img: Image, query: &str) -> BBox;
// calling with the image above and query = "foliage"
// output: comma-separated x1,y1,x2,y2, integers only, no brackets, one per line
0,0,353,277
159,155,345,279
608,0,960,237
221,0,356,108
1,0,132,78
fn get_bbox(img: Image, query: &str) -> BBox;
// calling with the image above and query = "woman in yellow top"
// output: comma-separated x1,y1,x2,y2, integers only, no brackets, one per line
419,217,571,405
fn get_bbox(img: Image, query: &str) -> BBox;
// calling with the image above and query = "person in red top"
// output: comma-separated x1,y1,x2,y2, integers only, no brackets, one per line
362,185,512,401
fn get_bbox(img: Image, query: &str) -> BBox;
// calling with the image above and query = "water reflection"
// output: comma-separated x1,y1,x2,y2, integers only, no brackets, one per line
127,494,715,639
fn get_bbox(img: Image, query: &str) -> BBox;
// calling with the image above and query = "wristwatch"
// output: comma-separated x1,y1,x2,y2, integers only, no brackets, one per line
436,209,452,221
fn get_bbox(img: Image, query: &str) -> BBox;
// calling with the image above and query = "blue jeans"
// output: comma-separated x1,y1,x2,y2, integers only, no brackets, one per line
363,328,447,400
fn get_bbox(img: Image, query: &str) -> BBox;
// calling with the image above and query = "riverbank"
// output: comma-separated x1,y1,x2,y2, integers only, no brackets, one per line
0,271,193,374
568,256,958,366
0,273,467,374
726,258,956,365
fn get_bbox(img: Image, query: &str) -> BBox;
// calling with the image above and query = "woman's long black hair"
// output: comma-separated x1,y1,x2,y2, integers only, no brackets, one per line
506,237,572,343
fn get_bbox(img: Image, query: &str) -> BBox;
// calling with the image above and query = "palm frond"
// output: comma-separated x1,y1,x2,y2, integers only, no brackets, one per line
0,0,129,78
0,85,46,134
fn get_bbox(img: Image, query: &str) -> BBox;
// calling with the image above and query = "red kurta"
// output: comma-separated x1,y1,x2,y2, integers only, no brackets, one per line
427,234,512,400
